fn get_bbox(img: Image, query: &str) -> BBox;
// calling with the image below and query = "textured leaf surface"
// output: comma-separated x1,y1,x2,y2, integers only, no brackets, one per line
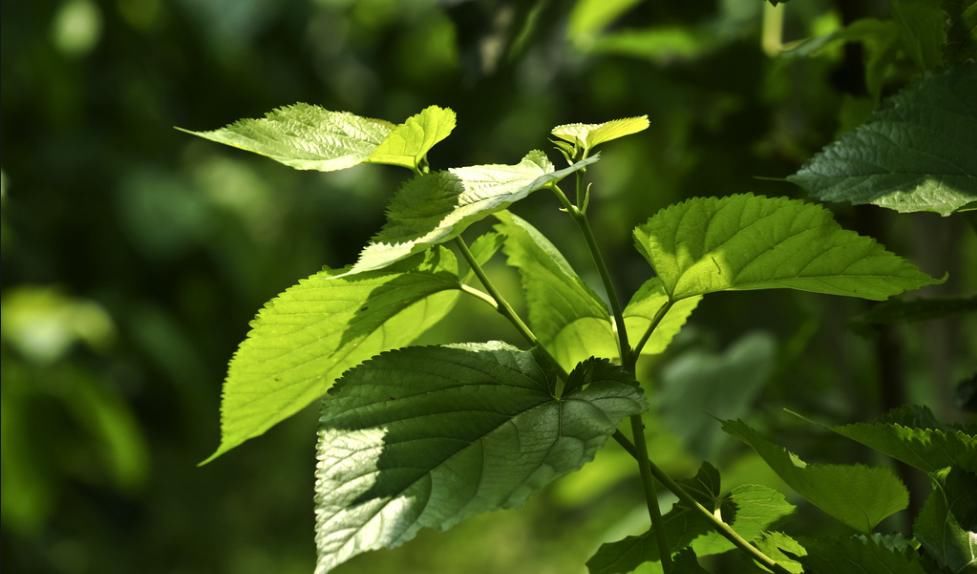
494,211,615,370
723,419,908,532
801,534,927,574
623,279,700,355
314,342,644,573
807,405,977,473
914,469,977,573
634,194,939,301
753,532,806,573
367,106,456,169
206,249,462,462
551,116,650,153
587,463,793,574
181,104,455,172
347,152,599,275
789,66,977,216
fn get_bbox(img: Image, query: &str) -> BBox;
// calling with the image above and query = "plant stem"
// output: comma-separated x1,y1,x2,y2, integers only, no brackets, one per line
550,185,632,364
454,235,571,383
455,236,538,347
552,185,673,570
629,416,674,573
612,432,792,574
633,299,674,357
761,1,785,56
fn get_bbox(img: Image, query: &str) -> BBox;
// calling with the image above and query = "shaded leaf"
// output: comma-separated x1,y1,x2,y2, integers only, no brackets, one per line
891,0,946,70
347,152,599,275
565,357,636,397
205,248,462,462
722,419,908,532
801,534,927,574
314,342,644,572
795,405,977,473
658,333,777,459
634,194,940,301
587,462,794,574
789,66,977,216
914,468,977,573
672,548,709,573
851,296,977,332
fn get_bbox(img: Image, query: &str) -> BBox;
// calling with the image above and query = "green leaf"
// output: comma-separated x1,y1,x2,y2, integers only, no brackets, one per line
205,248,462,462
801,534,928,574
722,419,908,532
634,193,940,301
565,357,636,397
623,279,701,355
466,230,505,269
796,405,977,473
346,152,599,275
314,342,644,572
658,333,777,459
672,548,709,573
752,532,806,574
179,104,455,172
789,66,977,216
914,468,977,573
494,210,616,371
551,116,649,154
891,0,946,70
587,463,794,574
366,105,456,169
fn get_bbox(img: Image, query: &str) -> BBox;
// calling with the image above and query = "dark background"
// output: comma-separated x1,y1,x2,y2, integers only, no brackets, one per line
2,1,975,572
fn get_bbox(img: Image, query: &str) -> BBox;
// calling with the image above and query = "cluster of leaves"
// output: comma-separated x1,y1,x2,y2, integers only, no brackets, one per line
183,4,977,572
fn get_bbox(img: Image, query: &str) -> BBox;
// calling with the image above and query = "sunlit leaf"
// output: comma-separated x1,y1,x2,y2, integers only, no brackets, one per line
551,116,649,154
346,152,599,275
634,194,940,301
180,104,456,172
367,105,456,169
494,211,615,371
789,66,977,216
723,419,908,532
753,532,806,573
623,279,700,355
206,248,462,462
314,342,644,572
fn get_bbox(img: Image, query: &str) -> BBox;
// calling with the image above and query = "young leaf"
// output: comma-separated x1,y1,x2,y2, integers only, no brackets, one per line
723,419,909,532
587,463,794,574
346,151,599,275
366,105,456,169
180,104,456,172
314,342,644,573
551,116,650,154
205,248,462,462
634,194,940,301
890,0,946,70
914,468,977,573
494,211,616,371
797,405,977,473
789,66,977,216
801,534,928,574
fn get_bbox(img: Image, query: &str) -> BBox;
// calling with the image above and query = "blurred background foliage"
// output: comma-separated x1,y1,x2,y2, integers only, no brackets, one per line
2,0,975,572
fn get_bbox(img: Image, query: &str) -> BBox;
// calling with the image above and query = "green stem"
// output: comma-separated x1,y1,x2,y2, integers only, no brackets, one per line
630,416,673,573
633,299,674,357
454,236,571,383
613,432,793,574
762,1,785,56
550,185,632,364
455,236,538,347
552,185,672,570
